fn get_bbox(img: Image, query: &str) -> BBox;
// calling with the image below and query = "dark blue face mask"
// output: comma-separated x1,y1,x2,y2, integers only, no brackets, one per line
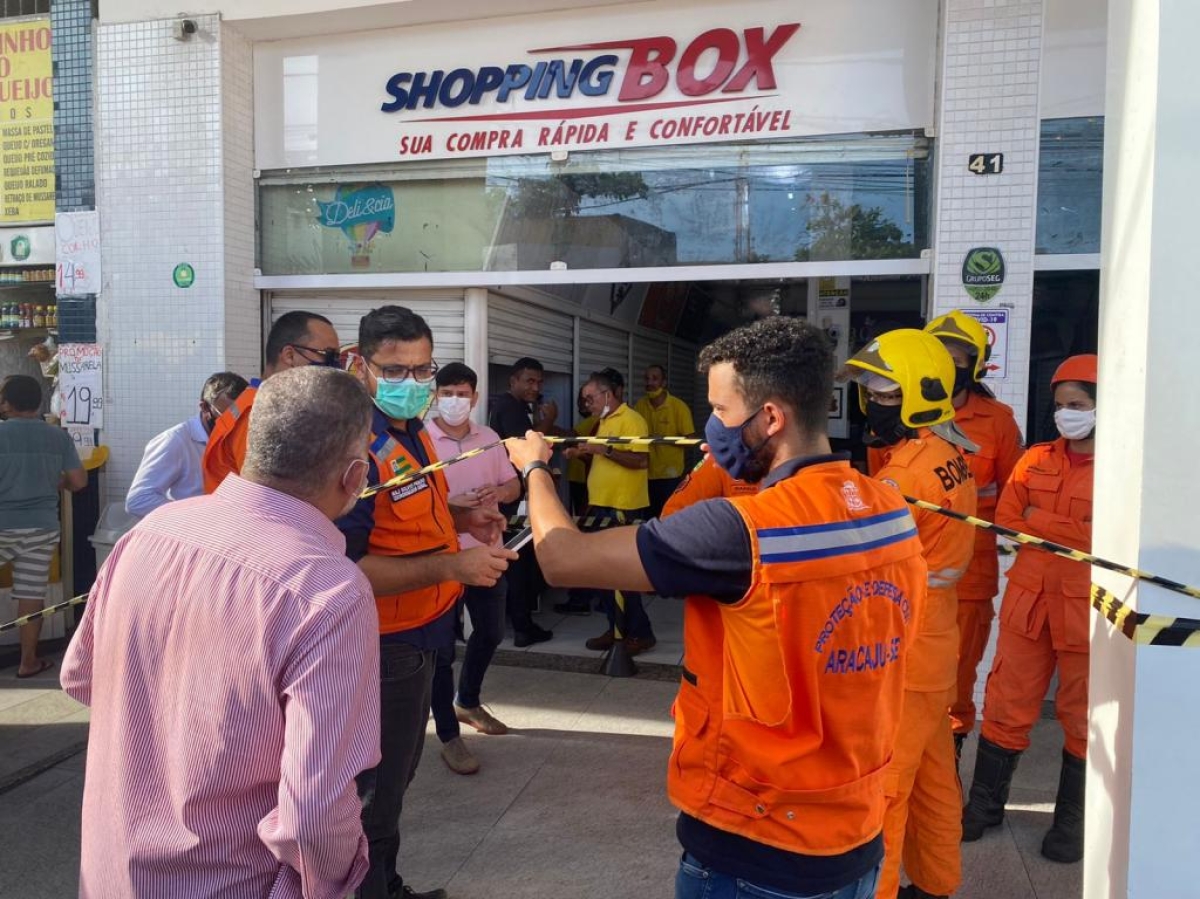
704,408,769,482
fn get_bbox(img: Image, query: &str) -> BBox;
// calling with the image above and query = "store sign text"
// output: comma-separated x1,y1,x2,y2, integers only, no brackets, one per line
382,25,800,112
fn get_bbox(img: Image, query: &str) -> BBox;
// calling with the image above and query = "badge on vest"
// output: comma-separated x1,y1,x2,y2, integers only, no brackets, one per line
389,477,430,504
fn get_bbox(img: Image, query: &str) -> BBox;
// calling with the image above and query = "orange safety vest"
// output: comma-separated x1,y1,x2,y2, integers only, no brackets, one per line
662,456,758,517
368,425,462,634
995,439,1093,649
669,460,927,856
201,381,259,494
873,431,978,692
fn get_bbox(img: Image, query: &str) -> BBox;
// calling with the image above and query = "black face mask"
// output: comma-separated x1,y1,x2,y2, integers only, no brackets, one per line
864,401,909,447
953,365,973,396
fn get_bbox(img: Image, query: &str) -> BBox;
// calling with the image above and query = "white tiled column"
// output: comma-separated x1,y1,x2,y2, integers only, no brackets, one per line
930,0,1045,431
96,16,257,501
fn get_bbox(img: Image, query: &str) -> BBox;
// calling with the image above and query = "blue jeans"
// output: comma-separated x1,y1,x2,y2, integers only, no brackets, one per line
675,854,881,899
431,578,507,742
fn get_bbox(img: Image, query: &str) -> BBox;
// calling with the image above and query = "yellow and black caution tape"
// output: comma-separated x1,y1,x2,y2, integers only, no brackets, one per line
360,435,702,499
361,434,1200,602
506,514,645,530
904,496,1200,601
0,593,88,634
1091,584,1200,647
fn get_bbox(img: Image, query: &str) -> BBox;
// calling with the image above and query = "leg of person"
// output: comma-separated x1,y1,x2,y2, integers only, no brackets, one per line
508,545,553,645
963,620,1056,840
950,598,996,741
878,689,942,899
455,578,508,735
621,591,656,653
355,643,441,899
11,529,58,677
900,690,963,898
430,641,479,775
1041,648,1089,863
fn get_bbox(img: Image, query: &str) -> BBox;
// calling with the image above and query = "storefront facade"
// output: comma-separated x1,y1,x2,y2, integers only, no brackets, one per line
93,0,1106,500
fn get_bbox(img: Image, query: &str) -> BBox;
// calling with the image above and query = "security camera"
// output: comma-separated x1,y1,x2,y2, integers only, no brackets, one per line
173,19,198,41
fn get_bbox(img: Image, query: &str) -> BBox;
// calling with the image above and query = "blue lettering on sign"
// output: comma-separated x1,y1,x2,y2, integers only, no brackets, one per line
316,184,396,232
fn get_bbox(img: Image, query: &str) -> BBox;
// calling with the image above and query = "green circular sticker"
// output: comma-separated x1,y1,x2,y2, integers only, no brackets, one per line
172,263,195,289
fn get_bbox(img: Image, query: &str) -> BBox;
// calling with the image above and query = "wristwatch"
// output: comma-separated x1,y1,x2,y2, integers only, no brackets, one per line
522,460,552,479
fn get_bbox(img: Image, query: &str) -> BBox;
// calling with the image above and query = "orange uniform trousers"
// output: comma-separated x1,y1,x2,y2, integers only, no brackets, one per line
878,686,963,899
981,615,1089,760
950,597,996,734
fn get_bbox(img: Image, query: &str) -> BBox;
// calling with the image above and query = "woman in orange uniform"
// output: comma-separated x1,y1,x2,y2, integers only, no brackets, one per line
961,354,1097,864
923,311,1024,759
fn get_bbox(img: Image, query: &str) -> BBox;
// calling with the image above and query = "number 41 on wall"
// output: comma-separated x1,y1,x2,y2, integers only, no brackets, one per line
968,153,1004,175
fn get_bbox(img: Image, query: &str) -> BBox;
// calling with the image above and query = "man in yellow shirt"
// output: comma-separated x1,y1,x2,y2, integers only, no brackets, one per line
634,364,697,517
562,369,656,654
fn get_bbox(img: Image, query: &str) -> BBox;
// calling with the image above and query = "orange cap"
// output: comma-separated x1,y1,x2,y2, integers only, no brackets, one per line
1051,354,1098,386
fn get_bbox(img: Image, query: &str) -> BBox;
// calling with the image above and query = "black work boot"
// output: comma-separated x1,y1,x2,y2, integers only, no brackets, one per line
1041,750,1086,863
961,737,1022,841
898,884,950,899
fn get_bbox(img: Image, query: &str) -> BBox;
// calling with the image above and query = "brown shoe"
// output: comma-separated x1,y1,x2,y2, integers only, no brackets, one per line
624,636,657,656
440,737,480,775
455,703,508,736
585,631,615,651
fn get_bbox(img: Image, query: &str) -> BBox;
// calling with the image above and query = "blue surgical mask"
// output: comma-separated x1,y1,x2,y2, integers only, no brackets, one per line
375,377,433,421
704,409,768,482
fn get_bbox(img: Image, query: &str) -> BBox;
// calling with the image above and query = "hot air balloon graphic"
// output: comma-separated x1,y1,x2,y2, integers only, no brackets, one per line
316,183,396,269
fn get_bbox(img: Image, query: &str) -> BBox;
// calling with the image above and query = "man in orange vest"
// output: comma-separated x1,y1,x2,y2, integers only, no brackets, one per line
661,455,759,517
508,317,928,899
846,330,978,899
337,306,516,899
202,311,342,493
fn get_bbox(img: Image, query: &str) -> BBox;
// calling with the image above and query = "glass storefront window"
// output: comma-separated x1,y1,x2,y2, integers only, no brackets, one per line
258,133,930,276
1036,117,1104,255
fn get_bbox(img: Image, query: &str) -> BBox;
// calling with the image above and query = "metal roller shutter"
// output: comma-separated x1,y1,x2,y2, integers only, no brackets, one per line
579,319,631,386
668,341,697,409
631,332,669,390
267,289,466,363
487,293,574,374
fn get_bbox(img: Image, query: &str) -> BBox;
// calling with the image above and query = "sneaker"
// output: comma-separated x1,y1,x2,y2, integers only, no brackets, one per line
455,703,508,736
585,631,615,651
513,624,553,647
440,737,480,775
624,636,657,656
552,601,590,616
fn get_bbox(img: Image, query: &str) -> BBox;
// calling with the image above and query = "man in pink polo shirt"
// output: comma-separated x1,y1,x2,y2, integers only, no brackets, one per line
425,362,525,775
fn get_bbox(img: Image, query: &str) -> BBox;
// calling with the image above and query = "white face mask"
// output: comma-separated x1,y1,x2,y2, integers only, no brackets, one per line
1055,408,1096,441
438,395,472,427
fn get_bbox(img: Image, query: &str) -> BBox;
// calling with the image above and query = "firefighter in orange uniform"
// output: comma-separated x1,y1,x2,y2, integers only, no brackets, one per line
962,354,1097,865
201,311,341,493
661,455,758,517
923,311,1024,757
846,329,978,899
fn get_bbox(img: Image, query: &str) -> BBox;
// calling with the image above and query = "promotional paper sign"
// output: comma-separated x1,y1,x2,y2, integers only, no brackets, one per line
0,18,54,224
809,276,851,438
55,211,101,296
255,0,937,167
961,308,1009,380
57,343,103,429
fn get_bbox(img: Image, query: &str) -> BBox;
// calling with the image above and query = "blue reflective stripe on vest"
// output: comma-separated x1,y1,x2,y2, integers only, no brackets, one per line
370,432,399,460
757,508,919,563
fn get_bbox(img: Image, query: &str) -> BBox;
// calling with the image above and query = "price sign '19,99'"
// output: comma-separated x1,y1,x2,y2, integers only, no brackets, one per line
56,343,103,429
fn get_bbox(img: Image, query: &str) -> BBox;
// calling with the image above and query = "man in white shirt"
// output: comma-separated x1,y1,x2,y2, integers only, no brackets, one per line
125,372,249,517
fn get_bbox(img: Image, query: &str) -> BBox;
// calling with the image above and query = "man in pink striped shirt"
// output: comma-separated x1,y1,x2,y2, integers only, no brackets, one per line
62,367,382,899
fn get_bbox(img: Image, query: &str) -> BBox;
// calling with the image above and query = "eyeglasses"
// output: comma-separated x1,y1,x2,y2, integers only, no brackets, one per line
581,390,609,407
365,358,440,384
288,344,341,367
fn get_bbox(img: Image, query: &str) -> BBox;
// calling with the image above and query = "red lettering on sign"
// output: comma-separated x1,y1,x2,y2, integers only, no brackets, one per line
617,37,677,101
724,23,801,92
